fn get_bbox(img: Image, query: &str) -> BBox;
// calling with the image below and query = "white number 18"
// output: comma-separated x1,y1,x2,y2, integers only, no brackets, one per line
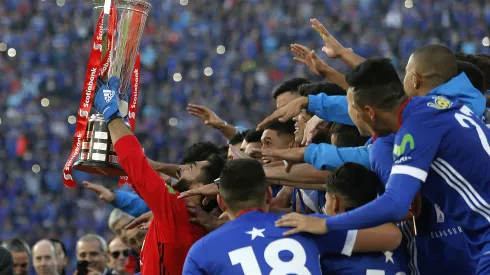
228,238,312,275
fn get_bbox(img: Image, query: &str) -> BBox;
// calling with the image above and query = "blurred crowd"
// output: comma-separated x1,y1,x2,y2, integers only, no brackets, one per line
1,0,490,273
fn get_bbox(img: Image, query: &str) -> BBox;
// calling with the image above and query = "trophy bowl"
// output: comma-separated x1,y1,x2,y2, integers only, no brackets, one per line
73,0,151,176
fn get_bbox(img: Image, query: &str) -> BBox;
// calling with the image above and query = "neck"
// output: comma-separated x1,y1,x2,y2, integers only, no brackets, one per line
228,205,268,220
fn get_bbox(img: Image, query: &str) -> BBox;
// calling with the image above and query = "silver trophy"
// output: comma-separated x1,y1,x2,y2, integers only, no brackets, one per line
73,0,151,176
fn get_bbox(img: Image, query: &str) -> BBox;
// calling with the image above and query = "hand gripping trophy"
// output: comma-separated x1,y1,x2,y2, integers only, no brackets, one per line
63,0,151,187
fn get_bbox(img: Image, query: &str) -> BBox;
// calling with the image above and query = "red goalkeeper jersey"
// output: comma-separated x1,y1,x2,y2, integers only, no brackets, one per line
115,135,207,275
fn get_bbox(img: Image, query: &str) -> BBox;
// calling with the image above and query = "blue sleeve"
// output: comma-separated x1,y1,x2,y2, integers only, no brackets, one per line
326,174,421,231
308,214,357,256
183,246,206,275
111,190,150,217
307,94,354,125
304,143,370,170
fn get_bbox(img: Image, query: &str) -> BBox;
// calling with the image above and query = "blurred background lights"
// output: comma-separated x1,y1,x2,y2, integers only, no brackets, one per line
404,0,413,8
41,98,50,107
169,117,178,126
180,0,188,6
483,37,490,47
32,164,41,173
0,43,7,52
173,73,182,82
68,115,76,124
56,0,65,7
217,45,226,54
7,48,16,57
0,117,2,125
204,67,213,76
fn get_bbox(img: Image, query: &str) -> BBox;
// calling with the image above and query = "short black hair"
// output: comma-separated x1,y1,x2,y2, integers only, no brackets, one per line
456,52,490,92
228,133,245,146
457,60,486,94
298,82,346,97
2,238,31,256
245,129,264,143
346,57,406,110
264,120,295,137
180,141,221,164
329,123,369,147
49,238,67,257
326,162,385,210
219,159,268,212
199,153,226,184
412,44,458,85
272,78,311,99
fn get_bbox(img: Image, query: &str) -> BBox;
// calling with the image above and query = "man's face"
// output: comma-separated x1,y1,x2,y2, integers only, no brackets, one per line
244,142,262,160
33,243,58,275
76,241,107,273
12,251,29,275
108,238,130,273
346,88,372,137
174,160,210,191
261,129,293,164
112,216,146,253
276,92,299,109
53,243,67,272
404,55,417,97
293,109,312,144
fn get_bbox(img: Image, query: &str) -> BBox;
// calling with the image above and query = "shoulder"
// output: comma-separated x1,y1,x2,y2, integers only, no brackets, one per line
407,95,459,120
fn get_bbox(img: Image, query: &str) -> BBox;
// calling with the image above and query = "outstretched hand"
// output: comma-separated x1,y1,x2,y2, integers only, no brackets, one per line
252,147,306,173
83,181,116,203
187,201,219,232
290,44,331,77
125,211,153,230
275,212,328,236
301,115,326,146
187,104,227,129
257,97,309,130
178,183,219,206
310,18,347,59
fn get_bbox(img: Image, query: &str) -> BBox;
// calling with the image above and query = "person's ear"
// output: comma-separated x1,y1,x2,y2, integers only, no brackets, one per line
265,186,273,205
413,72,421,90
217,194,227,212
333,194,340,215
364,105,376,121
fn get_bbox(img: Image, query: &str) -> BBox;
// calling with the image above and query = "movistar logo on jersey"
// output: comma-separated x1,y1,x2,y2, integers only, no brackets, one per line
393,133,415,157
427,96,452,110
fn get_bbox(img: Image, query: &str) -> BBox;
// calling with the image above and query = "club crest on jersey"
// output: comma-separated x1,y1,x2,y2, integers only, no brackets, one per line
427,96,452,110
393,133,415,158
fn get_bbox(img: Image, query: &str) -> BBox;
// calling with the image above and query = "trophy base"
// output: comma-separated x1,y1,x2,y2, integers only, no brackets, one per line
73,160,126,176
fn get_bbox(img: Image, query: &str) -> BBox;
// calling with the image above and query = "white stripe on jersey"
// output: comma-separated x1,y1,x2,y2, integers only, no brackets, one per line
431,158,490,222
391,165,428,182
341,230,358,257
400,222,419,275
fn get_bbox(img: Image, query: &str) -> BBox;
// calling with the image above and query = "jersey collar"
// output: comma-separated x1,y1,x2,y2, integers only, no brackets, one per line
235,208,264,219
398,97,411,129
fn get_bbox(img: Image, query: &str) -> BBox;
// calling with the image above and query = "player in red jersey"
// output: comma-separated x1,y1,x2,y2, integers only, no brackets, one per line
92,77,225,274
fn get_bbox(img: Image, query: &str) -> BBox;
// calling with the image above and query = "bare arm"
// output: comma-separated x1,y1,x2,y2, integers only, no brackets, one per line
264,162,330,185
147,158,179,177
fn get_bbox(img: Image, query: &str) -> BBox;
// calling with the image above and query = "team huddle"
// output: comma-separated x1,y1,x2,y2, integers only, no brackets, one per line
65,18,490,275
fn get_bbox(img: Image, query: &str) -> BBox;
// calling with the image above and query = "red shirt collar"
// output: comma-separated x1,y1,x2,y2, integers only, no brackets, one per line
398,98,411,128
236,208,264,219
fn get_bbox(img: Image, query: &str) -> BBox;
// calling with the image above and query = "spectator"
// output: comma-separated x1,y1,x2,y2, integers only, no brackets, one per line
32,240,59,275
0,246,13,275
107,238,130,275
75,234,111,275
50,238,68,275
2,238,30,275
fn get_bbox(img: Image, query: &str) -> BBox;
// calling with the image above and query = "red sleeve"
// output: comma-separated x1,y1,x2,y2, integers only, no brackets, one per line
114,135,184,240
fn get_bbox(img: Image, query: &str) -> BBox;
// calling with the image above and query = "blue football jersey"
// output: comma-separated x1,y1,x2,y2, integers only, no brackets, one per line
183,210,352,275
392,95,490,260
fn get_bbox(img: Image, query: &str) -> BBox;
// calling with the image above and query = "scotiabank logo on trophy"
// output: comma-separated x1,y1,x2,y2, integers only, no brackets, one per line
83,68,98,108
